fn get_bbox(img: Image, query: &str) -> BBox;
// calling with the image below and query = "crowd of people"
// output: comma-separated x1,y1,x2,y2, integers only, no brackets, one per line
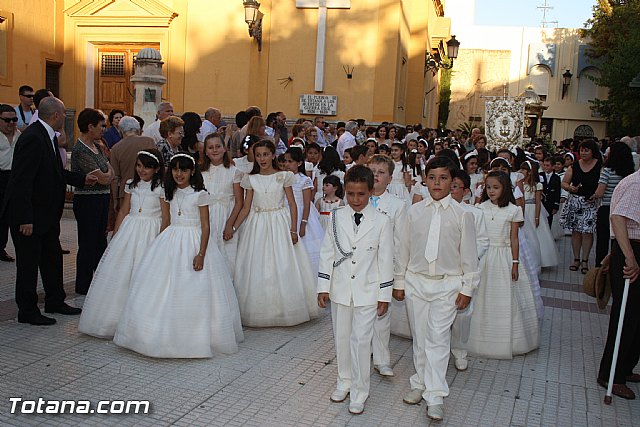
1,93,639,422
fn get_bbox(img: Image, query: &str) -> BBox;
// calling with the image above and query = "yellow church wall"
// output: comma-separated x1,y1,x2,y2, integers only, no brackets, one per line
0,0,64,103
2,0,448,128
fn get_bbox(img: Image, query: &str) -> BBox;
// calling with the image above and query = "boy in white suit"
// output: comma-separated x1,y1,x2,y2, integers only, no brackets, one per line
395,157,480,422
318,165,394,415
367,155,408,377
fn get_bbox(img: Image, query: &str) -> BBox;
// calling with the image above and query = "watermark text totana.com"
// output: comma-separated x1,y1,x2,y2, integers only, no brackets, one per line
9,397,151,414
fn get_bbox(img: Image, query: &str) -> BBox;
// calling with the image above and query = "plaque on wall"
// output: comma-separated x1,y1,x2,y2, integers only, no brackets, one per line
300,94,338,116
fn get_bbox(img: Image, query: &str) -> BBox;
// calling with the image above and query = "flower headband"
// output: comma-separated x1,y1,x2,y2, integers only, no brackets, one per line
138,150,160,164
170,153,195,165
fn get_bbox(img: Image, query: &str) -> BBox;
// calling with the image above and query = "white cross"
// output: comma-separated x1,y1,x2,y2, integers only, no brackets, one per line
296,0,351,92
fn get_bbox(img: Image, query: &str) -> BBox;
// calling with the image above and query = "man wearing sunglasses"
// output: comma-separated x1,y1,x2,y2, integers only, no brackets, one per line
0,104,20,261
14,85,35,131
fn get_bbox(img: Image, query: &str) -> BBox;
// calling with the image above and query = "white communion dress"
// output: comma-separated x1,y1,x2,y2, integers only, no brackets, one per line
289,173,324,276
78,180,164,339
203,164,242,277
234,171,319,327
113,187,243,358
523,183,559,268
387,160,411,204
467,201,540,359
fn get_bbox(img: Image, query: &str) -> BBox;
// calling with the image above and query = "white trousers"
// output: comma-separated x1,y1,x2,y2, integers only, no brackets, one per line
372,310,391,366
451,299,474,360
405,272,461,406
331,301,378,404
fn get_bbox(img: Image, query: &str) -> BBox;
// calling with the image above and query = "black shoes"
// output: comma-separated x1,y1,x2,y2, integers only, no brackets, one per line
17,313,56,326
0,250,15,262
44,302,82,315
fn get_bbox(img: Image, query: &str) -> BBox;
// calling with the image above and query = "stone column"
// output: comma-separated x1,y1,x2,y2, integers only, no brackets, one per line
130,48,167,131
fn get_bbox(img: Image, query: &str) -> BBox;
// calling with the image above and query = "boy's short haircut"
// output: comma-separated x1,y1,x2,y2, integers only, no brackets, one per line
350,145,368,161
553,155,564,164
344,147,352,156
367,154,395,174
452,168,471,189
425,156,457,178
345,164,374,190
543,156,553,163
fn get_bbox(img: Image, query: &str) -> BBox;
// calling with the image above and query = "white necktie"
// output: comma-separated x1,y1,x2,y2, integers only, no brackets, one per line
424,202,441,263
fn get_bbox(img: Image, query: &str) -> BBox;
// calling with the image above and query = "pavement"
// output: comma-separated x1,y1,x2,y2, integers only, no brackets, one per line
0,217,638,426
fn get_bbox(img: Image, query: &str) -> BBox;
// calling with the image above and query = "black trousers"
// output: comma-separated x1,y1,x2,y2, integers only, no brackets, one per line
72,194,109,293
598,240,640,384
11,224,66,316
595,205,611,267
0,170,11,249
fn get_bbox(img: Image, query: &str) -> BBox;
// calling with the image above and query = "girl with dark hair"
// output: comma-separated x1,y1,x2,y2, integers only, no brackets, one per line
231,140,319,327
468,170,540,359
461,151,483,202
234,134,260,174
180,112,203,163
388,142,411,204
284,147,324,274
592,142,635,266
520,160,558,268
114,152,243,358
560,139,603,273
315,174,345,230
375,125,388,146
313,146,345,202
78,149,167,338
202,133,244,276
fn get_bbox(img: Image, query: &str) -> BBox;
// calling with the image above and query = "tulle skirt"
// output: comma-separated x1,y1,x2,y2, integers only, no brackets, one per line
523,203,559,268
113,224,243,358
234,208,319,327
78,215,162,338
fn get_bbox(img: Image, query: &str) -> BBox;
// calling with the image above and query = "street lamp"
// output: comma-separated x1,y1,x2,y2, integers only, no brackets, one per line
424,35,461,75
562,69,572,99
243,0,263,52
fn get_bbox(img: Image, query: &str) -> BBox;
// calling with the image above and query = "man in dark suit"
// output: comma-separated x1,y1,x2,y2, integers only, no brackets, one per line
540,156,561,227
0,97,97,325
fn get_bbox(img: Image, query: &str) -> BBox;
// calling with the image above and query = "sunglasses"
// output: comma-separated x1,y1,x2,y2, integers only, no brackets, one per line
1,117,18,123
20,94,34,98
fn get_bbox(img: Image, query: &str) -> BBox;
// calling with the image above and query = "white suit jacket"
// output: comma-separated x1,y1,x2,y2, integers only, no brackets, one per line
318,204,394,306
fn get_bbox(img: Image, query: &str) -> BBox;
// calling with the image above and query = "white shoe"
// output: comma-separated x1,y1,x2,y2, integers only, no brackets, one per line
330,389,349,403
348,402,364,415
403,388,424,405
454,357,468,371
374,364,394,377
427,404,444,421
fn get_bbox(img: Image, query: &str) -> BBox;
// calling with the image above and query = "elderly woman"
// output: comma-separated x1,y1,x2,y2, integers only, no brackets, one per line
559,139,602,273
155,116,185,168
71,108,114,294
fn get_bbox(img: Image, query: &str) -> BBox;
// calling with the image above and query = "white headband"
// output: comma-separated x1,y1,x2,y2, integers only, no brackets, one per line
463,150,478,161
490,157,511,168
170,153,195,165
138,150,159,164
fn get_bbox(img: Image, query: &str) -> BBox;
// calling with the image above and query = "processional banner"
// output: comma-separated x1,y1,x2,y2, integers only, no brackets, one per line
484,98,525,151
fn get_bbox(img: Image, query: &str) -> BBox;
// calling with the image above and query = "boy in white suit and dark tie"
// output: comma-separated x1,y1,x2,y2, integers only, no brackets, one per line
367,155,408,377
317,165,394,415
394,157,480,422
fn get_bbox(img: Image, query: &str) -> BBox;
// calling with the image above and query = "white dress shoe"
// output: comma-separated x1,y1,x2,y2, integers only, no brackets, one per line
374,364,395,377
427,404,444,421
454,357,468,371
330,389,349,403
348,402,364,415
403,388,424,405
